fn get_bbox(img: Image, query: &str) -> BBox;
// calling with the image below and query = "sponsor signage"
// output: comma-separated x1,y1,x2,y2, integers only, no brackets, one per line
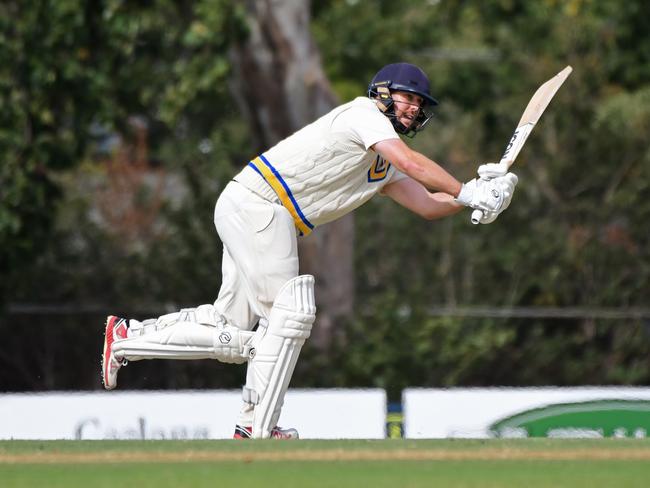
491,399,650,438
0,389,386,440
404,387,650,439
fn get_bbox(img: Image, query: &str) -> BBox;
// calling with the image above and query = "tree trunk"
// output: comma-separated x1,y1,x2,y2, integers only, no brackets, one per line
229,0,354,349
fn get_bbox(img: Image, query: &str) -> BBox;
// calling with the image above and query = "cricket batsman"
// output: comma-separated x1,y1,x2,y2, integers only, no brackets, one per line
101,62,518,439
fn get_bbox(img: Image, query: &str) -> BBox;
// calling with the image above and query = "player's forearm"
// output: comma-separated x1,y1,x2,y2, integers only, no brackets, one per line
402,152,462,197
383,178,464,221
422,192,464,220
373,139,462,196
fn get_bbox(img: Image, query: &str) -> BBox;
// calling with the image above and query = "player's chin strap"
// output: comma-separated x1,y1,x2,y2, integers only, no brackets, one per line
372,85,417,137
373,84,393,113
111,304,257,364
242,275,316,439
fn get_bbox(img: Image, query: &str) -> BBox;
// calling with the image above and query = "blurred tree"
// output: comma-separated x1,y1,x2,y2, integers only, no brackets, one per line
0,0,246,303
1,0,98,301
0,0,251,390
229,0,353,350
305,0,650,396
2,0,650,393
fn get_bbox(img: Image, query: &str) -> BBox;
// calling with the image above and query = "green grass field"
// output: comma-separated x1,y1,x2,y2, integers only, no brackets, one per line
2,439,650,488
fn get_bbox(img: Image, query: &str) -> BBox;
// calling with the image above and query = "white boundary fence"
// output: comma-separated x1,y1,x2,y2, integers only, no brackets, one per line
4,387,650,439
0,389,386,440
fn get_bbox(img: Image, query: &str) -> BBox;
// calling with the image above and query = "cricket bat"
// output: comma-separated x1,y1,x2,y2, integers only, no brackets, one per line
471,65,573,224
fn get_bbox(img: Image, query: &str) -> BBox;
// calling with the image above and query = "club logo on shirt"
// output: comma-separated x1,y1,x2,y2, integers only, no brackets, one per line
368,154,392,182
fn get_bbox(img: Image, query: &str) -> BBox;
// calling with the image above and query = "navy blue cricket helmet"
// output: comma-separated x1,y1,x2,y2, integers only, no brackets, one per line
368,62,438,137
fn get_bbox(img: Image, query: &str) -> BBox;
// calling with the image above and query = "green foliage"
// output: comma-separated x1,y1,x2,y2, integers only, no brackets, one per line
1,0,245,304
0,0,251,390
1,0,94,297
311,0,650,392
3,0,650,392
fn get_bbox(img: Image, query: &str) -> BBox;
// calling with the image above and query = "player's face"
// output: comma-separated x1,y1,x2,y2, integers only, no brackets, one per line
391,91,424,129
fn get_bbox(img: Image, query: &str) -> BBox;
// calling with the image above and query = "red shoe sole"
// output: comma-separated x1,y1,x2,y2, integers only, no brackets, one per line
102,316,119,389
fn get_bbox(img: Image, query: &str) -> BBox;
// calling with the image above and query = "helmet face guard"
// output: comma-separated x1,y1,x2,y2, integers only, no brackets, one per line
368,63,439,138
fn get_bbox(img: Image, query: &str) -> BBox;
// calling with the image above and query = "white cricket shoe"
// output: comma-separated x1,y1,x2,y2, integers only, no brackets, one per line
102,315,129,390
233,424,299,439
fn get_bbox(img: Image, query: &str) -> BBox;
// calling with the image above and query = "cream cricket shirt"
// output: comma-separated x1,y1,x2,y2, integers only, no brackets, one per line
234,97,407,235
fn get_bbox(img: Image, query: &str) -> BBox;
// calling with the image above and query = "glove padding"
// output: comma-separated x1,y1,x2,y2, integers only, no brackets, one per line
473,172,518,224
477,209,499,224
477,162,509,179
456,172,518,214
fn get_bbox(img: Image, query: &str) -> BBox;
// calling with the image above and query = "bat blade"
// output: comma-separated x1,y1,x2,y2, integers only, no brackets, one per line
499,122,534,168
502,65,573,169
470,65,572,225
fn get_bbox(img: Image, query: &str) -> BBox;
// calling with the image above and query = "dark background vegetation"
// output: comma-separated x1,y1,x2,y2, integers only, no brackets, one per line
2,0,649,400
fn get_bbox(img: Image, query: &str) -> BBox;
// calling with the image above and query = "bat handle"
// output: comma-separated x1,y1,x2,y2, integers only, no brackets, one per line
469,173,499,225
471,209,483,225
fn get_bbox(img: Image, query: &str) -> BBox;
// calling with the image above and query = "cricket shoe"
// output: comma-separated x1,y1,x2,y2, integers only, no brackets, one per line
233,425,299,439
102,315,129,390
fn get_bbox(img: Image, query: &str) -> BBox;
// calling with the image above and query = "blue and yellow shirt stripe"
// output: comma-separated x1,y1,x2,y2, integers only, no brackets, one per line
248,155,314,236
367,154,391,182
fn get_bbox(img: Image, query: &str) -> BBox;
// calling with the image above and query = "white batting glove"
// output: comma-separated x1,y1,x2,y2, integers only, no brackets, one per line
456,175,513,214
472,172,518,224
497,173,518,211
477,162,509,180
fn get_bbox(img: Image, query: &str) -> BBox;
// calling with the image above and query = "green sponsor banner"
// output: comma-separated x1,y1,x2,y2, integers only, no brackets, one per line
490,399,650,438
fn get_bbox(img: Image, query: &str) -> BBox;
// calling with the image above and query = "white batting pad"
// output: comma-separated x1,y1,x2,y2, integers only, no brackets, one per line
113,321,254,364
246,275,316,438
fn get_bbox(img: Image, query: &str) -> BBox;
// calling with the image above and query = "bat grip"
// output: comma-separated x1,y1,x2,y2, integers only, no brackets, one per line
471,209,483,225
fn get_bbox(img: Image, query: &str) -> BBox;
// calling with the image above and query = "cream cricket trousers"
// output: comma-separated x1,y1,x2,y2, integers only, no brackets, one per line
213,180,299,330
213,181,300,426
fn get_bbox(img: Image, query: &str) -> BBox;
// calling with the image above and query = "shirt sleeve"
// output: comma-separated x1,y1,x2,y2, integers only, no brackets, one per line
332,101,399,150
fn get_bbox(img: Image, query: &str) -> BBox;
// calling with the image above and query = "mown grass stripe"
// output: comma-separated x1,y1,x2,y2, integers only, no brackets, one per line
3,447,650,464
